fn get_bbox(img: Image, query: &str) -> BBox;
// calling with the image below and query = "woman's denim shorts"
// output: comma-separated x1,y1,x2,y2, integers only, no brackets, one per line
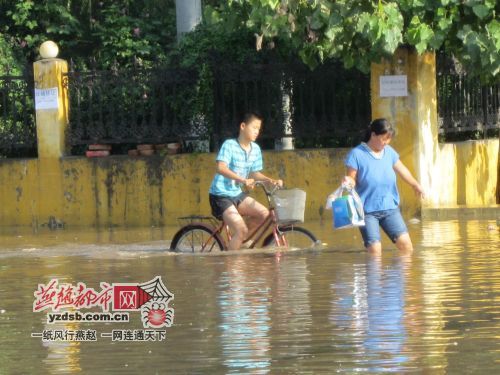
359,207,408,247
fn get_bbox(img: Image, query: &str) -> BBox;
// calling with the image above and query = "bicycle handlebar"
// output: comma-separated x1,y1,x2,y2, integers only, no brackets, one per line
252,180,281,196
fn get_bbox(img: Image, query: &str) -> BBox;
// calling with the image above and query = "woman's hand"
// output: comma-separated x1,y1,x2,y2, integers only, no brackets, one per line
412,183,426,199
393,161,425,198
342,175,355,189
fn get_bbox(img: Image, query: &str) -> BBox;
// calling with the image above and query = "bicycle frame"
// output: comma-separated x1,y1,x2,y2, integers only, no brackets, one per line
219,206,288,249
174,181,289,252
198,183,289,250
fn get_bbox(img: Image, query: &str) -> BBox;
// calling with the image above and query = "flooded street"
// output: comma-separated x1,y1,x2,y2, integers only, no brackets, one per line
0,219,499,373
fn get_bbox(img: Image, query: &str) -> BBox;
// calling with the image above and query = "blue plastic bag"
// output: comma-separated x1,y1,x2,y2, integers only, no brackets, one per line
326,185,365,229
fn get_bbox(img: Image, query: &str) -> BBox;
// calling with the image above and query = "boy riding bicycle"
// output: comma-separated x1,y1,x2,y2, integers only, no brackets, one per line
209,112,283,250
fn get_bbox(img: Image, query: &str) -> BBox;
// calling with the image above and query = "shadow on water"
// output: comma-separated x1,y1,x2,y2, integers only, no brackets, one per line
0,219,498,373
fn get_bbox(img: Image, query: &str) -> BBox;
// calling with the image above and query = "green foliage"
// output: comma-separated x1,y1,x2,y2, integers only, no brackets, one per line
0,34,23,74
167,19,260,68
0,0,176,69
90,2,175,68
162,19,275,143
212,0,500,83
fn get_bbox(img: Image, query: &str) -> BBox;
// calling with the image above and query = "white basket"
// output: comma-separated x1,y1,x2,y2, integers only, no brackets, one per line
272,189,306,224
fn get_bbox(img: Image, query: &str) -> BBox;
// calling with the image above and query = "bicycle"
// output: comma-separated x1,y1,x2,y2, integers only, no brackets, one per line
170,182,319,252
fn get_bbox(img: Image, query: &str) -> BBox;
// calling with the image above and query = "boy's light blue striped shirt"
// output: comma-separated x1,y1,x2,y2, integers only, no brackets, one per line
209,139,263,197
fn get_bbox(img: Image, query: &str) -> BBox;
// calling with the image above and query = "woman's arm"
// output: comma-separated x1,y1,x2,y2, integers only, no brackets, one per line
393,160,425,198
343,167,357,188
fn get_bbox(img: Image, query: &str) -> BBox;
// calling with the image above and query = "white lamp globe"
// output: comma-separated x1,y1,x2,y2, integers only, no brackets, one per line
39,41,59,59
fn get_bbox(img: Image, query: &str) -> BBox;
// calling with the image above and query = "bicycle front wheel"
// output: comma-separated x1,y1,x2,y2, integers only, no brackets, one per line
262,226,318,250
170,224,225,253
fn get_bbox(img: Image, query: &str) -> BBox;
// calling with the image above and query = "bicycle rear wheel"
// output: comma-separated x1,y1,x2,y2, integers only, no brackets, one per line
262,226,318,250
170,224,225,253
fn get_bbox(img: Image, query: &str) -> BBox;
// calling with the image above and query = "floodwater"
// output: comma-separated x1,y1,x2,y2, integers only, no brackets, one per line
0,219,499,374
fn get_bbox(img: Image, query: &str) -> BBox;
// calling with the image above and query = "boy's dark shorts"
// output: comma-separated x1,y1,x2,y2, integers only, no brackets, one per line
209,193,248,220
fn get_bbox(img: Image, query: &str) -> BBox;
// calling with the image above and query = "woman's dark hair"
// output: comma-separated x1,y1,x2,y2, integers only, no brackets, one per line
363,118,395,142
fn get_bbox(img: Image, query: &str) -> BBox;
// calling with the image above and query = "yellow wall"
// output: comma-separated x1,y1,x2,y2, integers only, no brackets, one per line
371,49,440,217
0,150,342,227
453,140,499,206
0,159,39,227
2,49,496,229
368,48,499,216
0,144,497,228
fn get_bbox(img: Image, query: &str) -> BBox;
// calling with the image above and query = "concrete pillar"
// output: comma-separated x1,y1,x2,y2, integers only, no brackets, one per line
275,78,294,150
33,41,68,227
176,0,202,41
33,43,69,158
371,47,439,217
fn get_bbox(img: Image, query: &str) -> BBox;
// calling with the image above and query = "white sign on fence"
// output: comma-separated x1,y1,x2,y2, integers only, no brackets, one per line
35,87,59,110
379,75,408,97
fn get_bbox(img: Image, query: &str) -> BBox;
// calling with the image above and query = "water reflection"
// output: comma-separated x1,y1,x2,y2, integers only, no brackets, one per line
418,220,500,373
329,254,413,372
218,256,272,373
216,253,316,374
268,255,312,362
0,219,498,373
42,321,82,373
363,256,411,371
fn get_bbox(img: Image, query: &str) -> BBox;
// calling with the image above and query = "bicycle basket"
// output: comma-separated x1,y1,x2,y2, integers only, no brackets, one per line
272,189,306,224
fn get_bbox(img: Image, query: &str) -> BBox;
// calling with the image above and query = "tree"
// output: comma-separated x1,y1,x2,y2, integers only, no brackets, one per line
212,0,499,83
0,34,23,74
0,0,176,69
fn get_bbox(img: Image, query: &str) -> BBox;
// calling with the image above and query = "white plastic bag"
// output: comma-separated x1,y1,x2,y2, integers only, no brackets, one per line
325,185,344,210
326,184,365,229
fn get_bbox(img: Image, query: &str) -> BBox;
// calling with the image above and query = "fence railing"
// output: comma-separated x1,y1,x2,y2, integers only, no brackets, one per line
0,71,37,157
3,56,498,157
66,61,371,152
65,67,204,147
212,62,371,149
437,55,500,140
